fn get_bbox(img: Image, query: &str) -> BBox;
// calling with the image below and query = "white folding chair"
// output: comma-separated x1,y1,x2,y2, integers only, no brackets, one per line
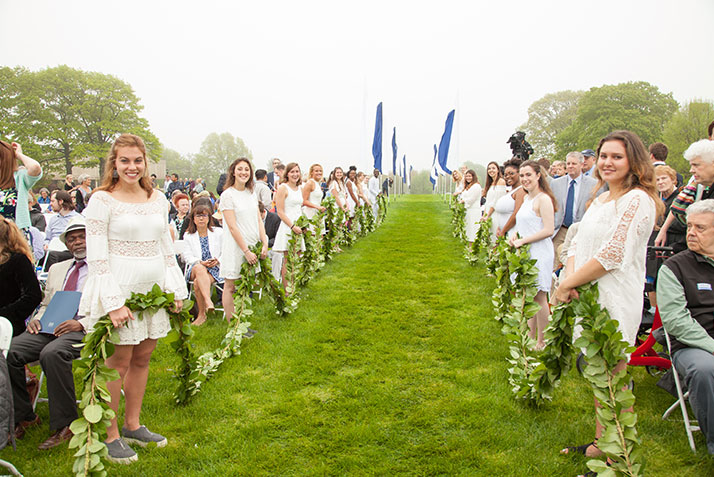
0,317,12,359
661,328,700,452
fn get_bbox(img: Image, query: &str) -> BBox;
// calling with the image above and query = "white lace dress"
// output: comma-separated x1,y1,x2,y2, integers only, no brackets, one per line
568,189,656,345
273,184,305,252
461,184,483,242
79,191,188,345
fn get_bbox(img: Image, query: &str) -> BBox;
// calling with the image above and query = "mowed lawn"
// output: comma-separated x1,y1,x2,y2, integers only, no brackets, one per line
7,195,714,476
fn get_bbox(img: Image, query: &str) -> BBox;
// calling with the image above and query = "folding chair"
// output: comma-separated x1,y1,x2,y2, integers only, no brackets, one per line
175,240,227,315
36,237,69,286
661,327,700,452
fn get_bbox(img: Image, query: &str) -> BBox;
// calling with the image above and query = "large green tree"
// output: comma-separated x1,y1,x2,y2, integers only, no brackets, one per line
192,132,253,192
520,90,584,158
662,100,714,175
0,65,160,177
555,81,678,158
162,148,193,180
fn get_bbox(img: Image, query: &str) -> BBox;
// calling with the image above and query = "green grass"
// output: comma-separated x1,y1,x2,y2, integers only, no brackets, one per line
7,195,714,476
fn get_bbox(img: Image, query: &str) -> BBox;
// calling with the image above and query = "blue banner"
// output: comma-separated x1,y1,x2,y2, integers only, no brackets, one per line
430,144,438,188
402,155,406,183
372,102,383,173
391,127,397,175
437,109,455,175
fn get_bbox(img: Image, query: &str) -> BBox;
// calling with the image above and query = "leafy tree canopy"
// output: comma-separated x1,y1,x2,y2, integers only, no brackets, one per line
520,90,584,158
0,65,160,177
192,132,253,192
662,99,714,175
162,148,193,181
555,81,678,159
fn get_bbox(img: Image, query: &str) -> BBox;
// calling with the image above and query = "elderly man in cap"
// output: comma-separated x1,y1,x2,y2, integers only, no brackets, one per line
580,149,597,176
658,199,714,454
8,217,89,449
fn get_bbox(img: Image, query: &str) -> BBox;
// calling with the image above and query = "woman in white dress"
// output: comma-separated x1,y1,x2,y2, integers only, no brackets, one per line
459,170,483,245
355,171,371,208
493,158,526,239
273,162,305,286
345,168,359,217
451,170,464,198
555,130,659,463
328,167,349,214
510,160,556,350
302,163,326,224
481,161,507,238
80,134,188,463
219,158,269,322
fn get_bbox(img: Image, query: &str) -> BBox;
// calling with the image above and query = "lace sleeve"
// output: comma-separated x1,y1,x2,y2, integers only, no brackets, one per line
594,192,654,271
160,198,189,300
81,192,125,314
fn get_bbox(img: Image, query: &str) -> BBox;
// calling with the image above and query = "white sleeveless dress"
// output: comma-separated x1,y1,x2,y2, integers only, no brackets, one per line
461,184,483,242
302,179,323,219
514,193,554,292
493,185,521,238
273,184,306,252
219,187,261,279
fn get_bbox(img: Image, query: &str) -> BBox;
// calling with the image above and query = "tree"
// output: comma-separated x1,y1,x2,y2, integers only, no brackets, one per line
0,65,160,177
162,148,193,180
662,100,714,175
192,132,253,192
555,81,678,158
520,90,584,158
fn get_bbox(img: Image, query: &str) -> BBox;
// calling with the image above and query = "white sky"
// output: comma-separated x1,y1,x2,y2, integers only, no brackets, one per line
1,0,713,174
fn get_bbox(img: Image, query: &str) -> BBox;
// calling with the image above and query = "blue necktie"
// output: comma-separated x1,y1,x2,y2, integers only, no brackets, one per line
563,180,575,227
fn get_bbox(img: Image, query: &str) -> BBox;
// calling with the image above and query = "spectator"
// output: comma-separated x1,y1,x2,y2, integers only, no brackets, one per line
0,218,42,336
267,158,282,191
8,217,89,449
169,193,190,240
550,160,565,178
658,199,714,454
708,119,714,140
258,201,280,248
181,204,222,326
216,172,227,196
580,149,596,176
550,151,598,270
37,188,51,206
163,174,172,194
28,192,46,232
44,190,79,267
649,142,683,187
166,173,182,196
62,174,74,191
150,173,157,189
0,140,43,233
193,178,204,194
253,169,273,211
655,139,714,247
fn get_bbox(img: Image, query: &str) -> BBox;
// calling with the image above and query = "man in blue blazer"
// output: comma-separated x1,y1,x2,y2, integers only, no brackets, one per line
551,151,599,269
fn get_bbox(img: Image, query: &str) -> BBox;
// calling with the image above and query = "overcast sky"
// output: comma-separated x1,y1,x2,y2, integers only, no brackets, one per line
1,0,713,174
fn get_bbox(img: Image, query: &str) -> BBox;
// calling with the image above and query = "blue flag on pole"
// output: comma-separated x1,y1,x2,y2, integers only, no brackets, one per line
430,144,438,188
437,110,455,175
372,102,383,173
402,155,406,183
391,127,397,175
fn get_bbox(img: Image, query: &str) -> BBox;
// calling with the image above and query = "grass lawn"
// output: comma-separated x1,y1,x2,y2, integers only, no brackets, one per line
7,195,714,476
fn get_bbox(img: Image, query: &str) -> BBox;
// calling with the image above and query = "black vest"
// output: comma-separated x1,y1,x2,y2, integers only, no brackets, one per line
663,250,714,354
